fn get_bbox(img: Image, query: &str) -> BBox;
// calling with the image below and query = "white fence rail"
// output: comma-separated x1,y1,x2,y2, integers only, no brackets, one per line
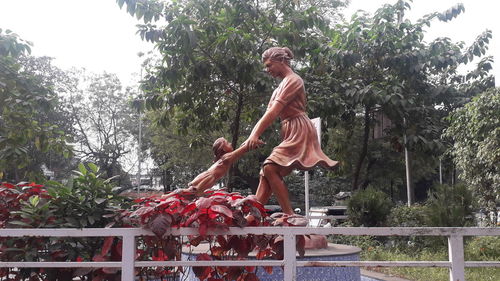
0,227,498,281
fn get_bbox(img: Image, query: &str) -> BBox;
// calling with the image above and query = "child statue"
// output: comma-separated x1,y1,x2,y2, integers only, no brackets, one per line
186,137,263,195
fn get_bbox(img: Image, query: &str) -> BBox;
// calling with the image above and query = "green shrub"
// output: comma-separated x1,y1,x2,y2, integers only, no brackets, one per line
46,163,131,228
388,204,428,227
347,187,393,226
425,184,475,227
386,204,433,251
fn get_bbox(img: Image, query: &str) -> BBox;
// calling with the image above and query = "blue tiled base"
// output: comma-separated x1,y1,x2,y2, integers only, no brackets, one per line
254,254,361,281
181,243,361,281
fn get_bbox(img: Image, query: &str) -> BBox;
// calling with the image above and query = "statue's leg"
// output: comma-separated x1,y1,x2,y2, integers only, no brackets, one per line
262,164,294,215
255,175,272,205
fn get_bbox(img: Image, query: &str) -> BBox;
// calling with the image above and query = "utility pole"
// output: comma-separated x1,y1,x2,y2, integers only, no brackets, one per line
403,118,414,206
137,108,142,192
397,10,414,206
136,62,144,193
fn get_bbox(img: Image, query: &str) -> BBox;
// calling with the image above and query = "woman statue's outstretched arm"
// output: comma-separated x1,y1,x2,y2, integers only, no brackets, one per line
243,101,284,149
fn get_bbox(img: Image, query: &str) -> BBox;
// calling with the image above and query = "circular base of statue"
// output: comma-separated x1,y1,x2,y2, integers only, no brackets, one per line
180,242,362,281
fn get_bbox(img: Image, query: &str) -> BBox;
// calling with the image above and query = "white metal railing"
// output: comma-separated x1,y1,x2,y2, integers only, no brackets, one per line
0,227,499,281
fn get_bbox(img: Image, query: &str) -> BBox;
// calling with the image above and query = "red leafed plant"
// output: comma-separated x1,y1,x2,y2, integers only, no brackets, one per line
129,188,306,280
0,175,307,281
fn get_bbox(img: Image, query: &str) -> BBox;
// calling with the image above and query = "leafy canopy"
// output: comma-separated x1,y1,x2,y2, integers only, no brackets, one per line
0,29,72,182
444,88,499,224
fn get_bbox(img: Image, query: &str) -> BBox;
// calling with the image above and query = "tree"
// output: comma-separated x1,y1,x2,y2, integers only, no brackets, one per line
18,56,79,180
146,115,215,191
118,0,347,191
306,1,493,194
68,72,137,187
118,0,494,202
0,29,72,182
444,88,499,225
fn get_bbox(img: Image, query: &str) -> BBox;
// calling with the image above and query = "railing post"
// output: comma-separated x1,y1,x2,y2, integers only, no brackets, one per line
448,234,465,281
283,232,297,281
122,234,136,281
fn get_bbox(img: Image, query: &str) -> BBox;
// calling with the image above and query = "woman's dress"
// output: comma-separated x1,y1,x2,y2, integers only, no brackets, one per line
263,73,338,171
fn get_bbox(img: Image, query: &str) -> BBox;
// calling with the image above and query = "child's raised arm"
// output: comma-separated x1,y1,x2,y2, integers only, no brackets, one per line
186,138,265,196
222,139,264,164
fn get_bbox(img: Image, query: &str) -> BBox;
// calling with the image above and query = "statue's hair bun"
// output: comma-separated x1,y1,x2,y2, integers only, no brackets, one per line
262,47,294,64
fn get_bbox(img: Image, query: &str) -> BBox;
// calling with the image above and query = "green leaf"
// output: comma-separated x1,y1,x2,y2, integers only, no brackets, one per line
29,195,40,207
65,217,79,226
34,136,41,150
45,180,63,187
9,220,33,227
104,175,120,183
94,198,106,204
78,163,87,175
135,8,145,20
3,247,24,252
117,0,125,9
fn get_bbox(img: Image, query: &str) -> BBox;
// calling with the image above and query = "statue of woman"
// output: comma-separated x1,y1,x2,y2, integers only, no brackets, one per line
242,47,339,215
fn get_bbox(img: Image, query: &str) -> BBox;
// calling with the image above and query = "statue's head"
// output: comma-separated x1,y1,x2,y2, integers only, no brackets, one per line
262,47,294,66
212,137,233,161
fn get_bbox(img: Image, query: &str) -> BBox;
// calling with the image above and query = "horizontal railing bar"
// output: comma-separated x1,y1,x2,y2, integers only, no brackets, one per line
298,261,500,268
0,227,498,237
0,228,150,237
135,260,284,267
136,260,500,269
465,261,500,267
298,261,451,267
307,216,348,219
0,261,283,268
0,261,122,268
272,227,500,236
2,260,497,269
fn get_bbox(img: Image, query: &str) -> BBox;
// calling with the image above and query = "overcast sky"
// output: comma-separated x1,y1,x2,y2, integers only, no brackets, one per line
1,0,498,85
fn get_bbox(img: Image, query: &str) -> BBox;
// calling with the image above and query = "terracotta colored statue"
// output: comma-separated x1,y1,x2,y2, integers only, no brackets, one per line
242,47,339,215
187,137,257,195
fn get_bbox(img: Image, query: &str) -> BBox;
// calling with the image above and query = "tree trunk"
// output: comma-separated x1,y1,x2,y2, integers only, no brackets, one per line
162,169,171,193
105,164,113,180
234,166,260,193
227,93,244,192
361,158,376,189
352,106,370,190
14,167,19,183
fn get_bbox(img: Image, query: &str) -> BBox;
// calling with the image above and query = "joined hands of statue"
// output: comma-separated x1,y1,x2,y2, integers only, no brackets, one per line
241,136,265,150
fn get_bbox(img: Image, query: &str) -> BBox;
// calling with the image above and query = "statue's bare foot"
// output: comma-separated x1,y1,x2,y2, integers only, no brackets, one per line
184,186,204,196
245,214,257,226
